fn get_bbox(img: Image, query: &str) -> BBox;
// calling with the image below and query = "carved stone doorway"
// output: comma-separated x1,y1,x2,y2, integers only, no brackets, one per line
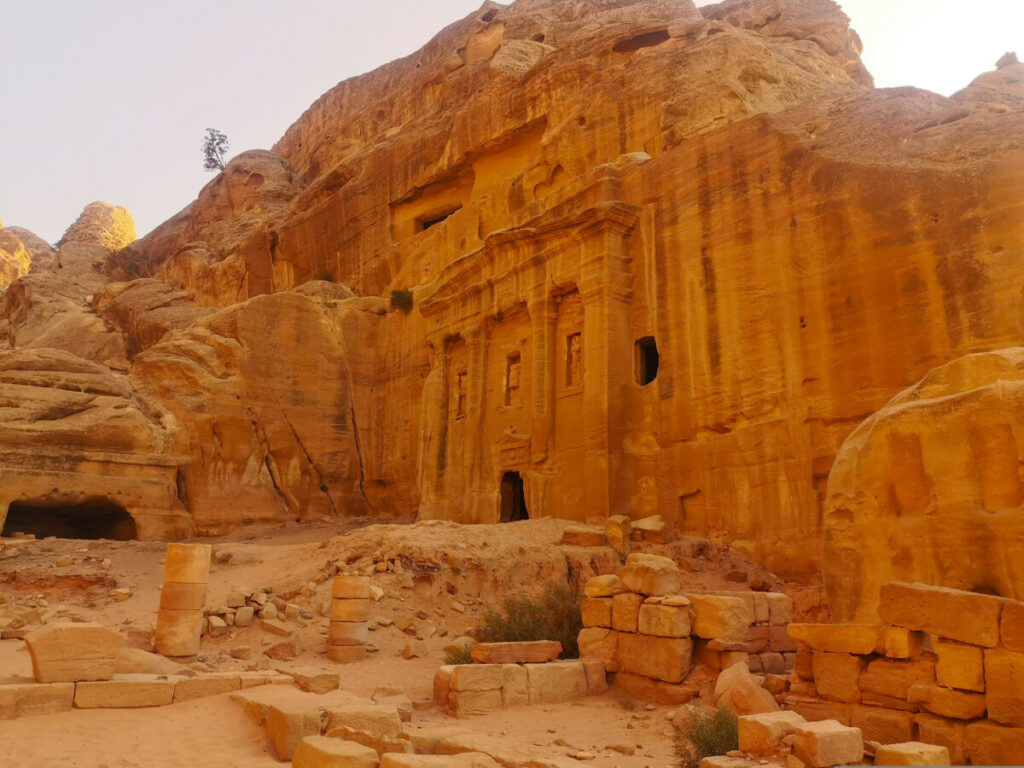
499,471,529,523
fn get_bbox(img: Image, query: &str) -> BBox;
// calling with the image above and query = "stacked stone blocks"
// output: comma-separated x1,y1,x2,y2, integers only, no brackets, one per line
330,574,371,663
155,543,211,657
577,554,795,704
784,581,1024,764
433,641,605,716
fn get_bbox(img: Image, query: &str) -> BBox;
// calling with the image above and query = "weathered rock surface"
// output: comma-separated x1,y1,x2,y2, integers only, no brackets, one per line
824,349,1024,622
0,0,1022,574
57,201,136,250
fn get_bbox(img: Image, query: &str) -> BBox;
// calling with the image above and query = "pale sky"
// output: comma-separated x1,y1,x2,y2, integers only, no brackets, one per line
1,1,1021,244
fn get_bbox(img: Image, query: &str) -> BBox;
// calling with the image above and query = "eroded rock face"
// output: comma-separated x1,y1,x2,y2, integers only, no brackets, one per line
58,201,136,250
0,0,1022,573
823,349,1024,622
0,348,191,539
129,290,387,533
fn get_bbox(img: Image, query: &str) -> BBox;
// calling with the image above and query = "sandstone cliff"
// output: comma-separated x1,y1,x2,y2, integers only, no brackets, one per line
0,0,1022,588
824,349,1024,622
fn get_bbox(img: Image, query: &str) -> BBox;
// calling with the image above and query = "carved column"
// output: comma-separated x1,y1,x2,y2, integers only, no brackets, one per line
578,212,636,521
462,323,490,522
528,293,558,466
417,341,448,519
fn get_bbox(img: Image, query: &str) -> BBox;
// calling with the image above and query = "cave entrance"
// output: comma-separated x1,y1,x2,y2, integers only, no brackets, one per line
499,471,529,523
2,499,137,540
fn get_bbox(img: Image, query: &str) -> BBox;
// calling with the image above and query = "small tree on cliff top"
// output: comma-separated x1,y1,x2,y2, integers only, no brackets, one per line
202,128,229,172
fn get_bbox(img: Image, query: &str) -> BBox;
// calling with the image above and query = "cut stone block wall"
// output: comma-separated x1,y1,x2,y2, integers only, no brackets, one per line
783,581,1024,764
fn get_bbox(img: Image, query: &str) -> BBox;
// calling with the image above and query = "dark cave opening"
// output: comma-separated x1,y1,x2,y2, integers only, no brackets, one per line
2,499,138,540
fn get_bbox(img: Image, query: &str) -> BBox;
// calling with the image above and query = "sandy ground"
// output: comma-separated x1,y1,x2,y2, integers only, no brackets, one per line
0,518,812,768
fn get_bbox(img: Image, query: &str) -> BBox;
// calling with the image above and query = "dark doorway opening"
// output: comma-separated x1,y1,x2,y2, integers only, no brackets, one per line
499,472,529,523
2,499,137,540
635,336,660,386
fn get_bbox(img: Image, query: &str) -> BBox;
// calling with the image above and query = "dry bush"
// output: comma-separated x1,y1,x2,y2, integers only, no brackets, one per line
476,581,582,657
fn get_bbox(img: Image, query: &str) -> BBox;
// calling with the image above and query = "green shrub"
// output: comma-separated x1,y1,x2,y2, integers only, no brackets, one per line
673,706,738,768
390,288,414,313
444,645,474,665
476,581,583,658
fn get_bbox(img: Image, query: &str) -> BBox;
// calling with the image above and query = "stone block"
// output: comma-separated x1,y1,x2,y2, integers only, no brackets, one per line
859,657,936,700
908,683,986,720
618,633,692,683
561,525,605,547
292,736,380,768
581,658,607,695
500,664,528,707
449,664,503,692
985,647,1024,726
934,639,984,692
605,515,631,555
738,710,807,755
0,686,17,719
283,667,341,695
448,689,502,716
784,695,852,725
74,677,175,708
266,637,302,661
878,582,1004,648
791,720,864,768
155,608,203,657
333,575,371,600
964,720,1024,765
761,652,785,674
915,714,967,764
576,627,618,671
583,575,624,598
1001,599,1024,652
874,742,951,766
372,689,412,723
619,553,683,596
4,682,74,717
614,671,697,705
331,599,370,623
714,663,779,716
766,593,793,625
328,645,366,663
173,673,242,702
25,622,125,683
326,705,403,739
580,597,612,628
323,725,412,757
861,691,919,712
850,705,915,744
638,601,690,637
688,594,752,642
788,623,884,655
470,640,561,664
885,626,925,659
432,666,453,705
794,647,814,680
630,514,666,543
812,652,864,704
381,754,500,768
235,605,255,627
163,543,211,583
769,625,797,652
612,592,644,633
329,622,369,646
744,625,769,654
265,703,322,761
158,581,207,611
525,661,587,704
